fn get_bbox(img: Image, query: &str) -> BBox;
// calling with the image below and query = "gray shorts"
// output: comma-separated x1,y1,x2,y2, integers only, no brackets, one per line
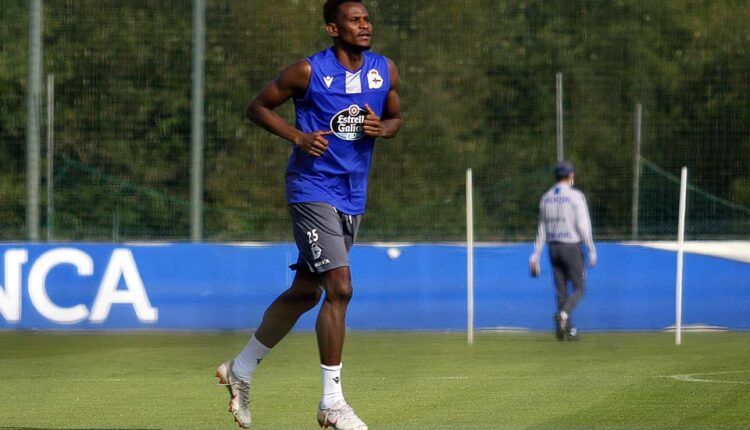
289,202,361,273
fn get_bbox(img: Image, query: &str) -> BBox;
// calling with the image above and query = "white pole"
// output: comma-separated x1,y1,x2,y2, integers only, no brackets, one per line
631,103,642,240
556,72,564,162
466,168,474,345
675,167,688,345
46,74,54,241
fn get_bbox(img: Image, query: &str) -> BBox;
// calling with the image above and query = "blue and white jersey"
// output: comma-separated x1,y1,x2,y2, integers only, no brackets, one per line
286,47,391,215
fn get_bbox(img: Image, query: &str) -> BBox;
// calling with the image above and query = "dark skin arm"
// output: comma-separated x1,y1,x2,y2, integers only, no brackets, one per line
246,60,332,157
246,57,402,155
364,58,402,138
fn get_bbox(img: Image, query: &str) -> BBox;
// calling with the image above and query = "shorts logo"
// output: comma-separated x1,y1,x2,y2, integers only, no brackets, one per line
330,104,365,141
367,68,383,89
311,243,322,260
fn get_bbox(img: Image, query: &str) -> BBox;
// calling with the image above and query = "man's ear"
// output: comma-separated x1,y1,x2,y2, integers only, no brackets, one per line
326,22,339,38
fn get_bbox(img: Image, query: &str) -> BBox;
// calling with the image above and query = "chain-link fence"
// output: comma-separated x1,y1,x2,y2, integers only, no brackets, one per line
2,0,749,242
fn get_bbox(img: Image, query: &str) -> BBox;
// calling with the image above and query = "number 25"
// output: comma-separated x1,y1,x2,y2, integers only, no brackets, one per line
306,229,319,244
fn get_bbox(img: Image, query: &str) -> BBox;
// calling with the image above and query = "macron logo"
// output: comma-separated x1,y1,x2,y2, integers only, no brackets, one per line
333,376,341,384
323,76,334,88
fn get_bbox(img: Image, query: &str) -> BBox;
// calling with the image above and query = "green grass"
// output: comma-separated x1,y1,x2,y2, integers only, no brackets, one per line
1,331,749,429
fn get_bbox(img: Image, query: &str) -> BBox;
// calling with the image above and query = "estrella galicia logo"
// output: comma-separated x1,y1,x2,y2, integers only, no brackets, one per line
330,104,366,141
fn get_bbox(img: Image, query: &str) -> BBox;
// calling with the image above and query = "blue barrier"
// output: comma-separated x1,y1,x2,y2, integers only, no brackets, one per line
0,243,748,331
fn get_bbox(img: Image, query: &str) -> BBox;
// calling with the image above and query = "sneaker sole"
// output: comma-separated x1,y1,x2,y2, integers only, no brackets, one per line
317,412,368,429
318,420,364,430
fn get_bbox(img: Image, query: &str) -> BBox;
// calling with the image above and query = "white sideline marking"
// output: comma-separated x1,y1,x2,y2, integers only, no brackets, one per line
426,376,469,380
662,370,750,385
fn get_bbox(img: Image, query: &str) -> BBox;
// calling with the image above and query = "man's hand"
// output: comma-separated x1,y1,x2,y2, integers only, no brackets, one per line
529,255,541,278
295,130,333,157
363,104,388,138
588,254,597,268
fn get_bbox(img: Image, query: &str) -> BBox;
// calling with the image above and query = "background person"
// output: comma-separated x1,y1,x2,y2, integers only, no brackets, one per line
530,161,596,340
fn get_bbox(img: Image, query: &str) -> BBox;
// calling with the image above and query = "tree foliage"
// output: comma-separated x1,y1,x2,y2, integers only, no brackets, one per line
1,0,748,241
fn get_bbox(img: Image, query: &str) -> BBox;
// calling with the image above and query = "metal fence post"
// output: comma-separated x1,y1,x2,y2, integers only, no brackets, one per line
26,0,43,241
190,0,206,242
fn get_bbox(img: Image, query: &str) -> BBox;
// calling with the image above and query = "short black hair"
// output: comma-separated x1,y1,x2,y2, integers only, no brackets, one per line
323,0,363,25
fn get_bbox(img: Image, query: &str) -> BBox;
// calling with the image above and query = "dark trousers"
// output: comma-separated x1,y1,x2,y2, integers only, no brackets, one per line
548,242,585,316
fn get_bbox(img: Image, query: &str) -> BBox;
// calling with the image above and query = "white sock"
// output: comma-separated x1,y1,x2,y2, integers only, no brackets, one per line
232,335,271,382
320,363,345,409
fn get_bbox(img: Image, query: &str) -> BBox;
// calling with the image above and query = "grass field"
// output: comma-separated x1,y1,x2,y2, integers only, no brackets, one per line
1,331,749,430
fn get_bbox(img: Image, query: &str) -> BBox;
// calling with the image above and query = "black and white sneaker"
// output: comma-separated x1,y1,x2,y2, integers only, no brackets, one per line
567,327,580,341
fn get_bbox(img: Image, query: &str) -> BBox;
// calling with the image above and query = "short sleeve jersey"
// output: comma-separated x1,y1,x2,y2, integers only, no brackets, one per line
286,47,391,215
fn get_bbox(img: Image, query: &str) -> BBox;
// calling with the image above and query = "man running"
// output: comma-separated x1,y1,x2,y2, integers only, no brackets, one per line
216,1,401,428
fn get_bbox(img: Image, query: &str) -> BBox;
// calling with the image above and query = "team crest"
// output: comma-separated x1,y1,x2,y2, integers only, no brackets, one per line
330,104,366,141
367,69,383,89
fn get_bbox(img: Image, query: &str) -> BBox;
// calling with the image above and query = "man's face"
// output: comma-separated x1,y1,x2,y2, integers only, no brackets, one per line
329,2,372,50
